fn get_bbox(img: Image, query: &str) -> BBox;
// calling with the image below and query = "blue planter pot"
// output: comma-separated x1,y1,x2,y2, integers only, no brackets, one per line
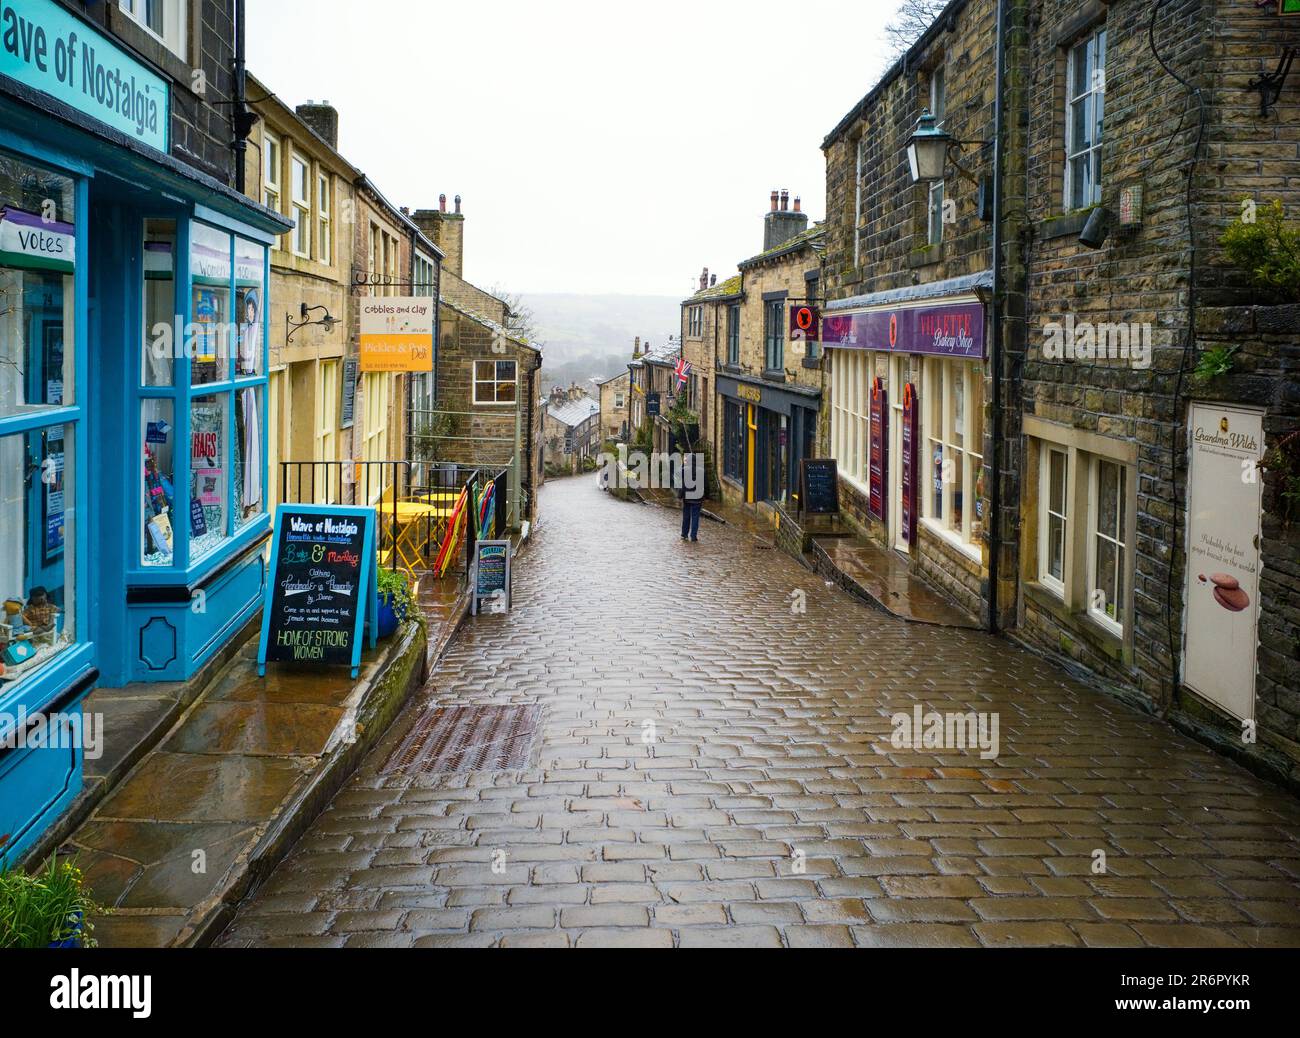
376,592,411,640
49,913,84,949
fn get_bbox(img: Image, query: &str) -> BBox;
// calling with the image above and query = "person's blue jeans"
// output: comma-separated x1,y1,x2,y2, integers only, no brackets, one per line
682,500,703,541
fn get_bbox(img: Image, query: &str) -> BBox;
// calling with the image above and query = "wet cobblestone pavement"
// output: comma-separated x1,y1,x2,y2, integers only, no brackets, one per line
218,478,1300,948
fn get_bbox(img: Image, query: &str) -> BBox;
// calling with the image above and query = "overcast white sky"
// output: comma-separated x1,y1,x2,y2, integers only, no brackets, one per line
247,1,897,298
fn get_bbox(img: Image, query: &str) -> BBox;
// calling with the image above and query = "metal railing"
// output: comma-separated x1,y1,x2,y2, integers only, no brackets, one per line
279,460,512,577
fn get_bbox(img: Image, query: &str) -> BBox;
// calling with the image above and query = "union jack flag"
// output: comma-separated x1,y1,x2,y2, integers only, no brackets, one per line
674,358,692,391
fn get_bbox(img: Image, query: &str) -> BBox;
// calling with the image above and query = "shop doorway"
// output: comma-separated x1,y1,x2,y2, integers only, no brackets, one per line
889,355,909,555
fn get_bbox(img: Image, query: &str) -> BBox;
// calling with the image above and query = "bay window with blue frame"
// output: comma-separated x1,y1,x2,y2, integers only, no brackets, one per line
0,146,93,866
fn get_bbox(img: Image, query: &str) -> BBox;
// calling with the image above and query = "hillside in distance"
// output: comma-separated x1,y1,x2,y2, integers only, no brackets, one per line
523,293,681,391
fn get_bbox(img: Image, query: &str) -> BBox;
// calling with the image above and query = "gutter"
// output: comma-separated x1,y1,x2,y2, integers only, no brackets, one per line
987,0,1008,635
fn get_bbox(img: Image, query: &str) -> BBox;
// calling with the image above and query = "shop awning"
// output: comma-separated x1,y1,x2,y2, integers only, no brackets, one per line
825,270,993,313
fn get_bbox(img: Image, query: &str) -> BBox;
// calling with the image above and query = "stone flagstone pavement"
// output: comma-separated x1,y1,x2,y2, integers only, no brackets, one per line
217,476,1300,949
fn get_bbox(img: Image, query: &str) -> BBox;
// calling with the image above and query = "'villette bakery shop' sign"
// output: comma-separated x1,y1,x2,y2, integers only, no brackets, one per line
0,0,170,152
823,301,985,360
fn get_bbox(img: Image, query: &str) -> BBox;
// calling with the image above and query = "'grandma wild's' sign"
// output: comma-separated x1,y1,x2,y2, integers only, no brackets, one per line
258,506,378,680
0,0,170,152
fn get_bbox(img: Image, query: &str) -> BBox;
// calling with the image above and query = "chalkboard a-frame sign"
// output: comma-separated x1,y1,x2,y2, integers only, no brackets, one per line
258,505,379,680
801,459,841,517
472,540,513,616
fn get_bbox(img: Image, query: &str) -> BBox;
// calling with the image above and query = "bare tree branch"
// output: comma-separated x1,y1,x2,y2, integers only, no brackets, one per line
884,0,950,59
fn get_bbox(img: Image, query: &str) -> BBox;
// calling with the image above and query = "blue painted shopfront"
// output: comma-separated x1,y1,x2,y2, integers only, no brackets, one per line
0,45,288,866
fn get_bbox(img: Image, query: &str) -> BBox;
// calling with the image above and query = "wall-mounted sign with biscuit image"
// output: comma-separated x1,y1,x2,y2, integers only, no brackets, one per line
1183,403,1265,722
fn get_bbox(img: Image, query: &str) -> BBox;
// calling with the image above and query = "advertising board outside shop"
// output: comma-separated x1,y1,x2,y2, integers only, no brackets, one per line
359,297,435,373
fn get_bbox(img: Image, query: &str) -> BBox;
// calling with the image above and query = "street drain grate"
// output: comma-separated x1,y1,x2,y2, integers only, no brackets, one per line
381,706,542,775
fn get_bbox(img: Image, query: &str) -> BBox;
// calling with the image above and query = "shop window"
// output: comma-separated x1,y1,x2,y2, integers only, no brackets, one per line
1065,27,1107,211
0,429,76,693
0,152,79,697
189,394,230,562
363,372,388,471
235,238,264,378
190,223,232,387
1090,458,1128,636
142,219,176,387
727,304,741,367
1040,448,1069,596
831,349,872,490
765,300,785,373
475,360,517,406
141,399,176,566
723,400,746,483
922,358,984,551
291,154,311,258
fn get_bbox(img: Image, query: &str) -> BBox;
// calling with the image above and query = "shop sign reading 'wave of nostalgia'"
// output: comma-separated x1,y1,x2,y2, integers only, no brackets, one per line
0,0,170,152
822,301,985,359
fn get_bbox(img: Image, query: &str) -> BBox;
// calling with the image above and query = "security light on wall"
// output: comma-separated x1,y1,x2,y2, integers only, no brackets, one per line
906,110,953,183
1078,207,1115,250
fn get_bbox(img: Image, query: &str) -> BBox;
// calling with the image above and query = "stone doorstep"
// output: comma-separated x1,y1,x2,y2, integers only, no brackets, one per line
19,614,264,873
181,617,436,948
61,575,471,949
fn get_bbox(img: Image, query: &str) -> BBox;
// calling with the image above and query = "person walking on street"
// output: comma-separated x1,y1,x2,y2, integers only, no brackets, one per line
678,450,704,542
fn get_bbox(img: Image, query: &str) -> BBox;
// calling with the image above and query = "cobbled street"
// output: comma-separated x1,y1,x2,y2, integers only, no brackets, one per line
218,478,1300,949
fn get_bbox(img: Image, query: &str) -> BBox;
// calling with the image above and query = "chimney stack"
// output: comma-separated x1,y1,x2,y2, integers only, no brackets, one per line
296,100,339,149
763,188,810,251
411,194,467,278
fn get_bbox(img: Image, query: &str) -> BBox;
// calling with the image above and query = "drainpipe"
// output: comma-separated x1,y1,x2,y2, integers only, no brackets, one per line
233,0,248,194
987,0,1008,635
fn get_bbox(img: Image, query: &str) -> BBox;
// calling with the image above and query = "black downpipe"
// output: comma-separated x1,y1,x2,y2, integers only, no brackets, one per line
233,0,248,194
987,0,1008,635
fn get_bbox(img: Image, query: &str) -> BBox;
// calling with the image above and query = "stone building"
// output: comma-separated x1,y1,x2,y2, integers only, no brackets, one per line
818,0,1300,786
544,388,601,476
241,83,360,509
684,193,826,510
597,371,632,442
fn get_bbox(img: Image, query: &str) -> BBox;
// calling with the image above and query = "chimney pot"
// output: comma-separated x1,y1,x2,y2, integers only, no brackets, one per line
794,196,802,213
780,189,790,211
710,274,717,287
770,190,779,212
439,193,447,213
454,195,462,215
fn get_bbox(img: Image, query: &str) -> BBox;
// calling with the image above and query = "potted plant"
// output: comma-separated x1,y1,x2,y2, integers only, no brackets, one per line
0,858,103,949
375,566,415,639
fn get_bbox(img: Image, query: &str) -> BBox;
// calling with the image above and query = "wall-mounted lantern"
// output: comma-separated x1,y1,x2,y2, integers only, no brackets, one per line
906,110,953,183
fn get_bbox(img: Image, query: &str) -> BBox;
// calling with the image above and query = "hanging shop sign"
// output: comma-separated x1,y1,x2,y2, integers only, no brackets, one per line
869,377,888,522
472,540,513,617
359,297,435,373
258,505,379,680
1182,403,1265,722
0,0,170,152
800,458,840,517
0,208,74,273
902,384,920,545
823,301,985,360
790,304,820,356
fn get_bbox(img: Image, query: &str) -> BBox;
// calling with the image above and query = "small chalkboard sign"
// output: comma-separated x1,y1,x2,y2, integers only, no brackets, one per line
257,505,379,680
472,540,513,616
801,459,841,517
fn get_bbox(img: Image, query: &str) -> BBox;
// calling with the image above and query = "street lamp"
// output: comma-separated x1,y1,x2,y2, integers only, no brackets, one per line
906,110,953,184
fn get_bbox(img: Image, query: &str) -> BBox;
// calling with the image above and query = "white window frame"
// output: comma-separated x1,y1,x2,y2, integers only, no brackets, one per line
1065,27,1106,211
1087,456,1128,639
291,154,312,258
831,348,872,494
928,180,945,246
474,360,518,407
317,171,332,267
263,131,282,216
853,138,866,269
362,372,388,502
118,0,187,58
921,356,983,558
1039,446,1069,597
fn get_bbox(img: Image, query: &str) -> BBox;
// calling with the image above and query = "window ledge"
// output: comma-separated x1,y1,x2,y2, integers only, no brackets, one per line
802,356,822,370
1022,581,1128,663
762,370,787,383
908,244,944,268
919,517,982,565
1038,210,1095,241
